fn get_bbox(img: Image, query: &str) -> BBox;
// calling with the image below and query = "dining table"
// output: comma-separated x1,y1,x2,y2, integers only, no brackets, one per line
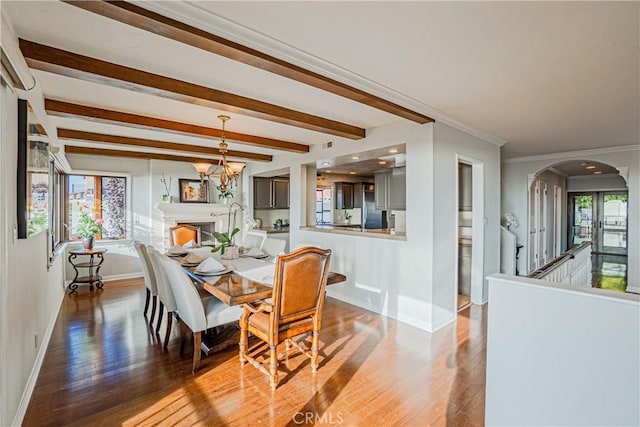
175,247,347,306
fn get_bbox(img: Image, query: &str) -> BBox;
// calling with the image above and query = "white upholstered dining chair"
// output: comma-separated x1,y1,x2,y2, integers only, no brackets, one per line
262,237,287,257
146,246,178,348
133,241,158,325
158,256,243,372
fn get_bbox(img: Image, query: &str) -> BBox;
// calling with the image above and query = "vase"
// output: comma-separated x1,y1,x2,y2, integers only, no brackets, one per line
82,237,95,250
221,245,239,260
162,194,169,202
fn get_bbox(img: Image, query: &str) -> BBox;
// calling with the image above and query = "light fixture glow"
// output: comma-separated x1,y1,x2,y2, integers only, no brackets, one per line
351,156,360,160
322,162,330,166
389,149,398,154
378,161,387,165
349,171,356,175
586,165,596,170
192,115,245,193
593,171,602,175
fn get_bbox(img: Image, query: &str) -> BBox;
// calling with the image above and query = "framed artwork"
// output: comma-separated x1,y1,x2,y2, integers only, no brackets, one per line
179,179,209,203
17,99,50,238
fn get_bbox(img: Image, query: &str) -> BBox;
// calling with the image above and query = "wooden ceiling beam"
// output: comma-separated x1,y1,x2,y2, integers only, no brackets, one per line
65,145,231,164
64,0,434,124
58,129,272,162
45,99,307,153
20,39,365,140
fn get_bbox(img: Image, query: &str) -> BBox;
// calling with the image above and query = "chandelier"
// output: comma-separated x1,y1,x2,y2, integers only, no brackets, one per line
192,115,245,193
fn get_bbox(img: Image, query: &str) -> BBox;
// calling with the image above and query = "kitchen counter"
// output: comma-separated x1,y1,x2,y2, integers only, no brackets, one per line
256,226,290,234
301,226,406,241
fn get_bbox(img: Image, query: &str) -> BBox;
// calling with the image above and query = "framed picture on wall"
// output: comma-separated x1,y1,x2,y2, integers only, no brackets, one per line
179,179,209,203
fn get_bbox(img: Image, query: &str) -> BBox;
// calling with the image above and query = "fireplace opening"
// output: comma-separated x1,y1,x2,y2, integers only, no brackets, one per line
178,221,217,246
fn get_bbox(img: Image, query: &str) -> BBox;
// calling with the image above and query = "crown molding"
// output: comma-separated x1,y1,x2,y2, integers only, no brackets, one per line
137,1,505,147
503,145,640,164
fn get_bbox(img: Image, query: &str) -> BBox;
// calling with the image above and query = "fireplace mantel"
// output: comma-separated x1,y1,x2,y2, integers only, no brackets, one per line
155,202,231,222
155,202,237,249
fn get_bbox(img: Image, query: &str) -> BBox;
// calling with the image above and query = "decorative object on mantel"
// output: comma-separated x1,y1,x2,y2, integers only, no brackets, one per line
504,212,519,231
192,115,245,193
179,179,209,203
66,202,103,250
160,173,173,202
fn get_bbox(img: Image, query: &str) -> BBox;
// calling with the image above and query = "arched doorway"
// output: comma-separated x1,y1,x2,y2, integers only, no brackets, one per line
528,159,628,290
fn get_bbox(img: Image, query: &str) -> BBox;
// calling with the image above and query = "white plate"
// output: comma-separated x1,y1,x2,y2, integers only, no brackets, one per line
195,267,231,276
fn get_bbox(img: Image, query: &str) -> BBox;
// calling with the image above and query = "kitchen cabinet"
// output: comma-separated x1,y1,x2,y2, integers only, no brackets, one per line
335,182,354,209
375,167,405,210
254,177,289,209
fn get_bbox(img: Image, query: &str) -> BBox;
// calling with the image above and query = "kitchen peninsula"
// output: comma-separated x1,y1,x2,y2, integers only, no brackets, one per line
301,225,406,241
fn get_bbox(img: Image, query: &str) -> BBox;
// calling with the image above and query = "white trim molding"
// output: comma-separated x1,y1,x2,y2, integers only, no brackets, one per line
503,145,640,164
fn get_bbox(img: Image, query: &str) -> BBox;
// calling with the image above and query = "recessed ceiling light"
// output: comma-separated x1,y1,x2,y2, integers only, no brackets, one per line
389,149,398,154
322,162,330,166
378,161,387,165
351,156,360,160
325,170,332,173
349,171,356,175
586,165,596,170
593,171,602,175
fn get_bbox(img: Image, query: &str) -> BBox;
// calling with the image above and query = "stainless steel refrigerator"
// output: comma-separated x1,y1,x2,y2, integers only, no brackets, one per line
362,185,386,229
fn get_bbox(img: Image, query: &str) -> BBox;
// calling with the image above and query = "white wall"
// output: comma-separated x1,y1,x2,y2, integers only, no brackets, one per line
244,120,500,331
1,79,67,426
502,147,640,286
432,122,502,323
486,274,640,426
535,170,567,259
567,173,628,192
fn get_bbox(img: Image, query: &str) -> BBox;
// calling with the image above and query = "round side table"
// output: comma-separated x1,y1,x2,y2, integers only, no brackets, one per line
68,248,108,293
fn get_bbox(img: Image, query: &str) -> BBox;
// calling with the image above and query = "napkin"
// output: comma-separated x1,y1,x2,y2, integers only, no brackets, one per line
183,239,198,249
196,257,224,273
244,247,265,257
182,252,204,265
168,244,188,255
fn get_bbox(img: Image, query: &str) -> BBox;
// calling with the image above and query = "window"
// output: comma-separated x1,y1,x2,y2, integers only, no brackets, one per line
48,159,63,262
315,187,332,225
66,174,127,240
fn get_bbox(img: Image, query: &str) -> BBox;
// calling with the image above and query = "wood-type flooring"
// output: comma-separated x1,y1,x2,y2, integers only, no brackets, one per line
23,278,487,426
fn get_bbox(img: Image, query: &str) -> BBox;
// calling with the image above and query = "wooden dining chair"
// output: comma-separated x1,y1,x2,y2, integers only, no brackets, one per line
239,246,331,390
133,241,158,325
169,224,201,247
159,256,243,373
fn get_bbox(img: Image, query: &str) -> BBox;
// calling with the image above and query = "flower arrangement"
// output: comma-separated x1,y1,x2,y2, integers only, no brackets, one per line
71,203,103,238
211,201,243,255
504,212,519,230
216,184,234,201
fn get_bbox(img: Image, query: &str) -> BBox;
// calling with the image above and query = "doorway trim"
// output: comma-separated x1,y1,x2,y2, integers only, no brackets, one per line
455,154,485,310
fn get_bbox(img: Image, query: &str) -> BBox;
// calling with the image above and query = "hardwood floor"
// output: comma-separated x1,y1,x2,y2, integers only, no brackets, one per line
23,278,487,426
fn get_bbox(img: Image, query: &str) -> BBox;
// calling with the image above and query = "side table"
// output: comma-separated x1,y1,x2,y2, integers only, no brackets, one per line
68,248,108,293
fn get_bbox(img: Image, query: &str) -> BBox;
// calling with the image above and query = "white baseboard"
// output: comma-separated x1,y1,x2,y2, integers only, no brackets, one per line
12,287,65,427
64,272,143,286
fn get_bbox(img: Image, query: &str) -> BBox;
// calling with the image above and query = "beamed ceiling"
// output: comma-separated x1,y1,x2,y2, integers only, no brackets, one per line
2,1,638,164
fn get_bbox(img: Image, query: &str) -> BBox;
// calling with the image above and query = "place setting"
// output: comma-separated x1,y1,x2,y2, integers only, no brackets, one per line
193,257,232,277
239,246,269,259
166,244,188,258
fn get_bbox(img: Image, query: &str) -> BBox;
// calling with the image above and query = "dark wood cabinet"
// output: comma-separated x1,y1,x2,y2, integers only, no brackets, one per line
335,182,354,209
254,177,289,209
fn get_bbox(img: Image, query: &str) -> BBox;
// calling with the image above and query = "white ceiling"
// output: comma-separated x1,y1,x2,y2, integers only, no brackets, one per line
3,1,638,161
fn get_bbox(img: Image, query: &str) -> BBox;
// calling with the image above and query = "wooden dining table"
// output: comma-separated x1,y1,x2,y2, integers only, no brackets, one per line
187,269,347,306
